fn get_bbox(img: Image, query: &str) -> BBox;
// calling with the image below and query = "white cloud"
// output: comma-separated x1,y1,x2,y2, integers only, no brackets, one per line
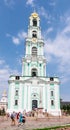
0,59,19,81
6,33,11,37
39,7,49,20
49,1,56,6
47,27,53,34
44,15,70,84
26,0,35,7
43,27,53,38
12,37,20,45
0,60,5,65
4,0,15,7
18,31,27,40
6,31,27,45
67,17,70,23
13,31,27,45
38,7,52,24
26,0,33,4
0,59,20,97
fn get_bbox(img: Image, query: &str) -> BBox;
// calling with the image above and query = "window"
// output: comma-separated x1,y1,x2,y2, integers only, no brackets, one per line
31,68,37,77
32,47,37,56
50,84,54,86
15,76,20,80
50,77,54,81
32,31,37,38
15,100,18,106
51,91,54,96
51,100,54,106
33,19,37,26
28,63,29,66
15,90,18,96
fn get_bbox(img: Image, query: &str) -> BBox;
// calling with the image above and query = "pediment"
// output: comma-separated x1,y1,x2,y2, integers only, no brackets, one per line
23,77,47,84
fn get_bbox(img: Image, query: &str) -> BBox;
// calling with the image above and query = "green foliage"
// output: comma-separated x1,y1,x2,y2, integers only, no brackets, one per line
0,108,6,116
61,104,70,115
0,109,1,115
33,124,70,130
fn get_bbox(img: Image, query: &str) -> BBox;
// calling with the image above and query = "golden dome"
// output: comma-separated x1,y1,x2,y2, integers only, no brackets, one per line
31,12,38,18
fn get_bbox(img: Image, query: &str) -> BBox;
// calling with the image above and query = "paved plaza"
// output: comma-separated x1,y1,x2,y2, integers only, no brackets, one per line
0,116,70,130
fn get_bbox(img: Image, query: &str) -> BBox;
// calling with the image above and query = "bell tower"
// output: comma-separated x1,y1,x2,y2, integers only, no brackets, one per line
8,11,61,116
22,12,46,77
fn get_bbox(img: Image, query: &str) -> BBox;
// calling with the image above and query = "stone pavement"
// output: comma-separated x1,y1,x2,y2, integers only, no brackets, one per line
0,116,70,130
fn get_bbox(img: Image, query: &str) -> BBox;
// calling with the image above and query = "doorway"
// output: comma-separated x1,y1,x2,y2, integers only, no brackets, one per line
32,100,38,110
31,68,37,77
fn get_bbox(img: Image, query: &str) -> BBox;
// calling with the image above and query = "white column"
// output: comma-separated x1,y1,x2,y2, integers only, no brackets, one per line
54,84,59,110
47,84,51,111
39,86,42,108
10,83,15,111
43,86,45,110
28,85,31,111
30,18,32,26
22,62,24,76
18,83,23,111
24,85,27,110
41,46,43,55
26,44,28,55
45,64,46,76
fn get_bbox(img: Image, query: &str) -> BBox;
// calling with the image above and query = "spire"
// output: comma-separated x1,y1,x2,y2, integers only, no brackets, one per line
2,90,7,97
34,8,36,13
30,10,39,19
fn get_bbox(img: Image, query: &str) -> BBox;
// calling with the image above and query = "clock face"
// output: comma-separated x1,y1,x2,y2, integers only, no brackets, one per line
32,38,37,43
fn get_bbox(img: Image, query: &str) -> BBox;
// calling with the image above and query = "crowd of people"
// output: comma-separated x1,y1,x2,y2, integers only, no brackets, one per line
10,111,26,126
5,109,50,127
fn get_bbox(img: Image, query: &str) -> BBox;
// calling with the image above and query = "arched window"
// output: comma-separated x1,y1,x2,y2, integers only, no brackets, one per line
15,100,18,106
51,100,54,106
32,47,37,56
33,19,37,26
32,31,37,38
51,91,54,96
31,68,37,77
15,90,18,96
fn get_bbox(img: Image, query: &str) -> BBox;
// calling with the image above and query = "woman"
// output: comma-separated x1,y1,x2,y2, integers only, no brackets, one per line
18,112,25,126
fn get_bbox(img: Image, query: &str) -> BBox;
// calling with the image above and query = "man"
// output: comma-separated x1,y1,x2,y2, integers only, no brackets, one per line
10,111,16,126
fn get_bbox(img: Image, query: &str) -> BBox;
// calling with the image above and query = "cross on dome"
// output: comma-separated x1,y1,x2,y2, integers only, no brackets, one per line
31,10,39,18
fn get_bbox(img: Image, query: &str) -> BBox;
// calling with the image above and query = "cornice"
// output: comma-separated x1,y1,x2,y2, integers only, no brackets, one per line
8,79,60,85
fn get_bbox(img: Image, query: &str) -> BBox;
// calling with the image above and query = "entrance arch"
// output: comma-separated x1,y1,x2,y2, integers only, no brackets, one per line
31,68,37,77
32,100,38,110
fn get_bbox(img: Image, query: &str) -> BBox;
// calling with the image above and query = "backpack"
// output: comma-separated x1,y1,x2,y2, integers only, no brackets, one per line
11,113,14,119
22,116,25,123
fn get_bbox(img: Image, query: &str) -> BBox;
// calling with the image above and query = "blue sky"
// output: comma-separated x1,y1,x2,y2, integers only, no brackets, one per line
0,0,70,101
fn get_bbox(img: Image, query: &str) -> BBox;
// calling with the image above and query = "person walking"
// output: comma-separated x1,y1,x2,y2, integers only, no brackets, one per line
18,112,26,126
18,112,23,126
10,111,16,126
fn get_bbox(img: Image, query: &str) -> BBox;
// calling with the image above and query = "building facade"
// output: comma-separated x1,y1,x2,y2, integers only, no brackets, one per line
7,12,61,116
0,90,8,112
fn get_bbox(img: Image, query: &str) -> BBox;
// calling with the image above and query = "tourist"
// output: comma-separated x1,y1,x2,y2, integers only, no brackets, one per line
18,112,23,126
18,112,26,126
6,113,9,120
22,112,26,123
10,111,16,126
16,112,20,125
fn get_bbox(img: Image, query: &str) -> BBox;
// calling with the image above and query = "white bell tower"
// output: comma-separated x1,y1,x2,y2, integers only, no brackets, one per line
22,12,46,77
8,11,61,116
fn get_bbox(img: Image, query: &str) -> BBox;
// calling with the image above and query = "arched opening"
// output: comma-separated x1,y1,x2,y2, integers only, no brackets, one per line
31,68,37,77
32,100,38,110
32,47,37,56
33,19,37,26
32,31,37,38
